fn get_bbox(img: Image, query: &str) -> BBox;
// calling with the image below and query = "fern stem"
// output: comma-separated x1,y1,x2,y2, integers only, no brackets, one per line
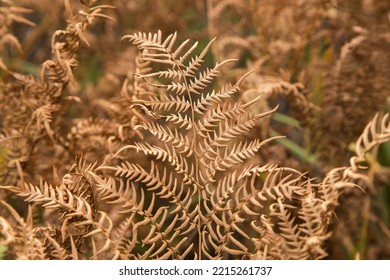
168,45,203,258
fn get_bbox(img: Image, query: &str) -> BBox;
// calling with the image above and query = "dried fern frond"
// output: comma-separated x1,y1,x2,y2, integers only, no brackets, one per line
315,113,390,200
0,0,35,56
319,27,390,163
0,0,113,188
82,31,346,260
1,0,390,260
0,201,46,259
1,156,118,259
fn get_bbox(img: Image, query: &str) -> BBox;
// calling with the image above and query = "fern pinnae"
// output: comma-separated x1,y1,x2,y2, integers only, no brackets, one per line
193,71,254,115
114,142,195,186
209,136,285,180
171,38,193,61
271,199,301,245
322,113,390,187
96,159,197,230
187,59,236,95
141,94,191,113
185,37,217,77
199,107,279,168
137,122,194,154
44,232,70,260
194,89,233,114
111,214,138,259
0,215,14,246
202,177,252,258
89,173,136,211
31,104,55,143
195,97,264,139
206,95,262,123
137,208,190,260
1,201,46,259
352,113,389,169
165,114,193,130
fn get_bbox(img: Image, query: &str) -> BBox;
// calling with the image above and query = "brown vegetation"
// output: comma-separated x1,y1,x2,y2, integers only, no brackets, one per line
1,0,390,259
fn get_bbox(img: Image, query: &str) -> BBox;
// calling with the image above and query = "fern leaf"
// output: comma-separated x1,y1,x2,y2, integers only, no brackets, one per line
188,59,236,95
184,38,216,77
32,104,55,142
137,121,193,153
143,94,191,113
208,137,284,178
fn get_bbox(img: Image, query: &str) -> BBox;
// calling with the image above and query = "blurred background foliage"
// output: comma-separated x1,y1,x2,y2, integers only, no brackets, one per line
1,0,390,259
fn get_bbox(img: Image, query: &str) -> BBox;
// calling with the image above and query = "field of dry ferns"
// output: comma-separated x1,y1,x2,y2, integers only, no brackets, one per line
1,0,390,260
